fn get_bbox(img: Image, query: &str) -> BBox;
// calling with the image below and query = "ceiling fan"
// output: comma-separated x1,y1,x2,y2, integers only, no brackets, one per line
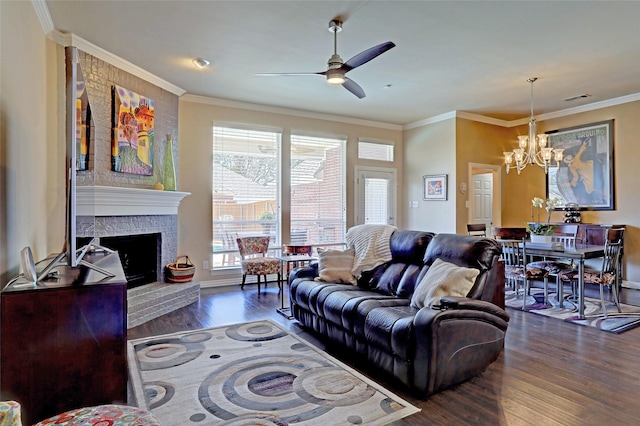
256,20,395,99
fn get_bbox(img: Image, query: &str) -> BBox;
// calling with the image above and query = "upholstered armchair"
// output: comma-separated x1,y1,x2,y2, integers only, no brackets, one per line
236,236,281,292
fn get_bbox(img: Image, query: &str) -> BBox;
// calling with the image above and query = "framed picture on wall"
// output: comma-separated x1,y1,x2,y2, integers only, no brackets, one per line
546,120,614,210
423,174,448,201
111,85,155,176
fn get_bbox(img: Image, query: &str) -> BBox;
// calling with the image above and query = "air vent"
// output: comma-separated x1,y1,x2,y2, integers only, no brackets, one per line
564,94,592,102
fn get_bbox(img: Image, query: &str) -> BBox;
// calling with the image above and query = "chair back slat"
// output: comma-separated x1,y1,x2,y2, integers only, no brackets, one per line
551,224,578,248
601,228,625,276
467,223,487,237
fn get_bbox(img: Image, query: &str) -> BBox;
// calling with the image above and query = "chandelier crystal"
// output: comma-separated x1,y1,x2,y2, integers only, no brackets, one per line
504,78,564,175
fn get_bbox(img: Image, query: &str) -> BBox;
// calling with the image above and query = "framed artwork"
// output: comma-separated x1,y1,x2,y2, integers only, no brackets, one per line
111,85,155,175
423,174,448,200
75,81,91,171
546,120,614,210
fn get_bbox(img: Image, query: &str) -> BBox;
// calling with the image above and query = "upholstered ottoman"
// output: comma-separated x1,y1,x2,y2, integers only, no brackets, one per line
0,401,22,426
34,404,160,426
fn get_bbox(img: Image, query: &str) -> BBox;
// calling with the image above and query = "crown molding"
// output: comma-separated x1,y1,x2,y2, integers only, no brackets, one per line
402,111,457,130
50,31,186,96
31,0,55,35
404,93,640,130
535,92,640,122
180,94,403,131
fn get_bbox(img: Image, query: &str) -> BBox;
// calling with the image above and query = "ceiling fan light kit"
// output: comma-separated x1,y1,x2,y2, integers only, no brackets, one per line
256,19,395,98
326,69,345,85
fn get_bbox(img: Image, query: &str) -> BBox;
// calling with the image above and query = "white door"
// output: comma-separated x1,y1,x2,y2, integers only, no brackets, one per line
355,167,397,226
472,172,493,229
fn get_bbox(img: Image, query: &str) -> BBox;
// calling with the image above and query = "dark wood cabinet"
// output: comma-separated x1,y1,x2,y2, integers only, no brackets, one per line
1,252,127,425
576,223,626,245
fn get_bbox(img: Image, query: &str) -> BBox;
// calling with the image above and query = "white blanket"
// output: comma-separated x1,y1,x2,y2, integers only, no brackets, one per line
346,224,397,277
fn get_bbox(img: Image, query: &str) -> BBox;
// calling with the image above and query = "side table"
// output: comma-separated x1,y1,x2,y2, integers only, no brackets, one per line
276,254,316,319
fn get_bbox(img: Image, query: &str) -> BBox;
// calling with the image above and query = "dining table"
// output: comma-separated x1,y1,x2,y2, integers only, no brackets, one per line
520,242,606,319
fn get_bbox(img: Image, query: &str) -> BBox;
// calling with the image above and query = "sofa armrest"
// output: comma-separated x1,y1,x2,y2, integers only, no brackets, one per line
288,264,318,284
439,296,510,322
412,298,509,395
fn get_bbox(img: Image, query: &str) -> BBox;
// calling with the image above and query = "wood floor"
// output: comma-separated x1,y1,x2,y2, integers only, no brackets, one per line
128,282,640,425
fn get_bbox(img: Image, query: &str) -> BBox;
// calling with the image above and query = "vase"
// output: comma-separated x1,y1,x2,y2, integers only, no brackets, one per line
530,234,552,244
162,134,176,191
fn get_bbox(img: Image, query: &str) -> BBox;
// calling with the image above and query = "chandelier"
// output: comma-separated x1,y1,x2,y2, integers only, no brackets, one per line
503,78,564,174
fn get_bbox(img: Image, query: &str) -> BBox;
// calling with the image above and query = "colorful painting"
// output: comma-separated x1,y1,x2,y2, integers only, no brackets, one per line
76,81,91,171
423,174,448,200
112,85,155,175
546,120,614,210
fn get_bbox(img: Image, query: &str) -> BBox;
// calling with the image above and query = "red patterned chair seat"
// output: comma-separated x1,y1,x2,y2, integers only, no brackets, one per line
505,264,548,280
559,268,616,285
242,257,281,275
526,260,574,277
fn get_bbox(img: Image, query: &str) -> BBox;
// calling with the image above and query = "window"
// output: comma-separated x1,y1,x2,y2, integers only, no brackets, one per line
358,140,394,161
212,126,280,267
364,177,389,224
290,134,346,247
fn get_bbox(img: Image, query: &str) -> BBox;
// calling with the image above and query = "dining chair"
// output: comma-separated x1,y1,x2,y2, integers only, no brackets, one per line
467,223,487,237
236,236,281,292
559,228,625,316
491,227,528,240
525,224,579,306
498,238,527,296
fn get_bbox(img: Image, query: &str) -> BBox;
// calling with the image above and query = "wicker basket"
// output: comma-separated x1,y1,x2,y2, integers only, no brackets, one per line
165,255,196,283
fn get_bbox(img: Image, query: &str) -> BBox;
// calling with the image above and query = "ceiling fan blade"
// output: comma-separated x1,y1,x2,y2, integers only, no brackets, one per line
343,41,395,71
342,77,365,99
255,72,325,77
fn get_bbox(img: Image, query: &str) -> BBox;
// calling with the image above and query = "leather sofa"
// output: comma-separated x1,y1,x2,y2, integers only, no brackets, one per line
288,230,509,397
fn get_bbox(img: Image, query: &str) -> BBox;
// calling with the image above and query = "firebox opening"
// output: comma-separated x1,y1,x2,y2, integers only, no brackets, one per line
81,233,161,289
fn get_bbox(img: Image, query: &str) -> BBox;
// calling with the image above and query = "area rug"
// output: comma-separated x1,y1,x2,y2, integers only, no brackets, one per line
505,289,640,334
128,320,420,425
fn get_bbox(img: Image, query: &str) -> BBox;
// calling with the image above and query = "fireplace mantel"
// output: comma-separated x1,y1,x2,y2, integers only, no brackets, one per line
77,185,190,216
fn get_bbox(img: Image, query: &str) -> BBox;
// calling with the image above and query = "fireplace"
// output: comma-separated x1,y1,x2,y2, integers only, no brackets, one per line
76,185,197,328
99,233,160,289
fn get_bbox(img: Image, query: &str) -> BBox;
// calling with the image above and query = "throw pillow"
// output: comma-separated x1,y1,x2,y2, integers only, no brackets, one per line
315,247,357,285
410,258,480,309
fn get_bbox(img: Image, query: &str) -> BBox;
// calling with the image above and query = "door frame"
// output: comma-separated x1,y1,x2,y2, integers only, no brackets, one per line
467,162,502,229
354,165,397,226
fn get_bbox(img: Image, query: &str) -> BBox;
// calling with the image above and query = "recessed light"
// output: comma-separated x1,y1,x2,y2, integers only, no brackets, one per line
564,94,592,102
192,58,210,69
383,84,393,89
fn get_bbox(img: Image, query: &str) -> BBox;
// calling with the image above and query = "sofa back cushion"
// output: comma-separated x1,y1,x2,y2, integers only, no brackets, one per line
419,233,502,302
315,247,357,285
358,230,435,296
410,258,480,308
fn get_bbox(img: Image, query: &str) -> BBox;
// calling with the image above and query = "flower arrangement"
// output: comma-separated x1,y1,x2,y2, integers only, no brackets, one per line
527,197,562,235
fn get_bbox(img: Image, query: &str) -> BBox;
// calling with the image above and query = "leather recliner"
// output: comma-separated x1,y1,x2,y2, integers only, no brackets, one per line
288,230,509,397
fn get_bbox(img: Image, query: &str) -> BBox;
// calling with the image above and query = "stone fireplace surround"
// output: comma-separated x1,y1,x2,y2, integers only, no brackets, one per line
77,185,196,328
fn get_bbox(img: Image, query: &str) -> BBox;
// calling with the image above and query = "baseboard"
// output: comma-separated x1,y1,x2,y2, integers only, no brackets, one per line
623,279,640,290
200,273,281,289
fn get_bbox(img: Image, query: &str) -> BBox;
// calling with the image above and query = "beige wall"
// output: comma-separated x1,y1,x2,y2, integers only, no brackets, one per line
4,2,640,286
403,119,456,233
502,101,640,284
178,99,403,282
0,1,64,282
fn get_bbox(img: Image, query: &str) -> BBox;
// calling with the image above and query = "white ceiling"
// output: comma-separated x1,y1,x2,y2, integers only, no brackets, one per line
44,0,640,125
